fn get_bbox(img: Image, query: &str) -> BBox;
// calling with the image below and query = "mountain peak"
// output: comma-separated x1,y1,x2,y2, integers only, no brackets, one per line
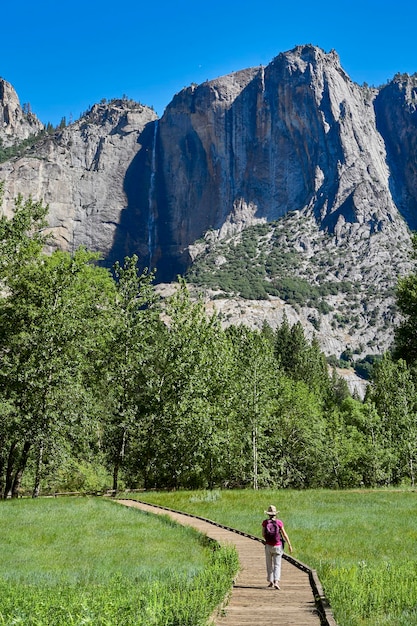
0,78,43,147
0,46,416,358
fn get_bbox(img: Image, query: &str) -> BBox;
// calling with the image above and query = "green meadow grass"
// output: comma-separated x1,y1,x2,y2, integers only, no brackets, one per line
130,488,417,626
0,497,238,625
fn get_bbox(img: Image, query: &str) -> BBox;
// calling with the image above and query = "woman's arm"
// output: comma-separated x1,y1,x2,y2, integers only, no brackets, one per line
281,525,293,553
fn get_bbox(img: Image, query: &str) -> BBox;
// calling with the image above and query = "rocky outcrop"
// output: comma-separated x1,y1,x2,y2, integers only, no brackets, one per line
155,45,411,278
0,46,414,276
0,45,417,358
0,78,43,146
374,73,417,230
0,100,157,261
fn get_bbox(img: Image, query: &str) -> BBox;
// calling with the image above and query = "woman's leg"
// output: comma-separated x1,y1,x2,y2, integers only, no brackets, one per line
272,545,284,588
265,544,274,584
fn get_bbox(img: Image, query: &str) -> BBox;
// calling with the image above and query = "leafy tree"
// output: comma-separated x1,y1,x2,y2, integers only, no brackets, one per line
138,280,232,489
324,398,386,488
224,326,278,489
275,318,330,400
260,320,275,345
0,248,115,497
359,401,394,487
393,233,417,365
366,354,417,485
0,183,50,278
267,376,328,488
100,255,159,492
328,368,351,406
273,313,293,364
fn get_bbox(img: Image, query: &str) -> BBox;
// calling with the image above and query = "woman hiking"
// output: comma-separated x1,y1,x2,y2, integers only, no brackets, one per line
262,504,293,589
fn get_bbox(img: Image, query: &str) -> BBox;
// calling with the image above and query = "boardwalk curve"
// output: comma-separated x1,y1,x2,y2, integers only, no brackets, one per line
116,499,337,626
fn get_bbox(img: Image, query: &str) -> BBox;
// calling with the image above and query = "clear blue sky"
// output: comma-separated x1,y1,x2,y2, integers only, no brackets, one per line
2,0,416,126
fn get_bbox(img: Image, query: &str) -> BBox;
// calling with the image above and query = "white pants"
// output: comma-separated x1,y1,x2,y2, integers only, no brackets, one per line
265,543,283,583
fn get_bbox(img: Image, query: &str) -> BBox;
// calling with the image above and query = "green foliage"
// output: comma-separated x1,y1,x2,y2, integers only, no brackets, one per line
0,183,50,277
101,255,160,491
0,130,55,164
134,488,417,626
0,497,238,625
224,325,279,489
0,247,116,497
365,355,417,486
1,189,417,498
353,354,382,380
1,258,416,494
132,279,234,490
186,221,357,309
268,376,328,487
393,233,417,364
274,317,330,400
43,457,113,493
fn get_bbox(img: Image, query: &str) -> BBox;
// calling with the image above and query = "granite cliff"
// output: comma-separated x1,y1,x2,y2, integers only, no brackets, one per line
0,89,157,261
0,79,43,147
1,45,417,360
155,47,412,273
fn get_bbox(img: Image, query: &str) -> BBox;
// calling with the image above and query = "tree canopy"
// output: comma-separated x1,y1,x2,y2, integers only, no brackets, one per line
0,192,417,495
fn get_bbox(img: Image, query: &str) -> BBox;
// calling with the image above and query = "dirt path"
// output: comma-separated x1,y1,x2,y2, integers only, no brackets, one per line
116,499,333,626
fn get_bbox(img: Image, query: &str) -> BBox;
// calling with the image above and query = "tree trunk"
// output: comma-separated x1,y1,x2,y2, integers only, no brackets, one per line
112,428,127,492
0,437,6,497
11,440,32,497
32,439,44,498
112,461,119,493
408,443,415,488
4,441,18,498
252,426,258,490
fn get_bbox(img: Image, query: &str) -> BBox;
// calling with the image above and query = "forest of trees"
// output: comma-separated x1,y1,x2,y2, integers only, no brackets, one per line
1,187,417,498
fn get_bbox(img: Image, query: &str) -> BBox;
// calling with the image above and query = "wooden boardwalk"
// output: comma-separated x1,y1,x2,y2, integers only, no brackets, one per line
116,499,335,626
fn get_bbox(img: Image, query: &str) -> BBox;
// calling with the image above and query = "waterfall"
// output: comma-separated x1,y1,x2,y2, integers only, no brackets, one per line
260,65,265,94
147,120,158,269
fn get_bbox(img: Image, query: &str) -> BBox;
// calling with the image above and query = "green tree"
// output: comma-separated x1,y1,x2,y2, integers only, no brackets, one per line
100,255,159,492
268,376,328,488
226,326,278,489
393,233,417,365
139,280,231,489
359,401,393,487
0,248,115,497
366,354,417,486
324,398,383,488
0,183,50,279
275,318,331,400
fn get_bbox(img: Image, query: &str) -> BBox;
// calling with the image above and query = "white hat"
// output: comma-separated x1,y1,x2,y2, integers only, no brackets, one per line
264,504,278,516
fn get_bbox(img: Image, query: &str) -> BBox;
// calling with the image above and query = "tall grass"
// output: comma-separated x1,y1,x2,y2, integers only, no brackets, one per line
0,497,238,625
130,488,417,626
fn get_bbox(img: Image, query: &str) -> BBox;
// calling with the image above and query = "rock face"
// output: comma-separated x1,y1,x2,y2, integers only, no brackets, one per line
155,45,411,277
1,45,417,358
0,99,157,261
374,73,417,230
0,78,43,146
0,46,415,273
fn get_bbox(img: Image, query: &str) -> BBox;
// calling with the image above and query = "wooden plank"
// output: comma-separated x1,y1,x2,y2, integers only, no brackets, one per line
116,499,325,626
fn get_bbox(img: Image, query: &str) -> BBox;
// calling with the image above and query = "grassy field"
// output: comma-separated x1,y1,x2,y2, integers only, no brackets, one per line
128,488,417,626
0,497,238,625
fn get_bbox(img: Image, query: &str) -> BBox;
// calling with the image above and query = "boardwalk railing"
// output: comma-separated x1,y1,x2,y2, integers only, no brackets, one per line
129,499,338,626
30,489,337,625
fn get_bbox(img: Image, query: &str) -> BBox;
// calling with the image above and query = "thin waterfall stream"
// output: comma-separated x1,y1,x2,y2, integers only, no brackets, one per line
147,120,158,269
